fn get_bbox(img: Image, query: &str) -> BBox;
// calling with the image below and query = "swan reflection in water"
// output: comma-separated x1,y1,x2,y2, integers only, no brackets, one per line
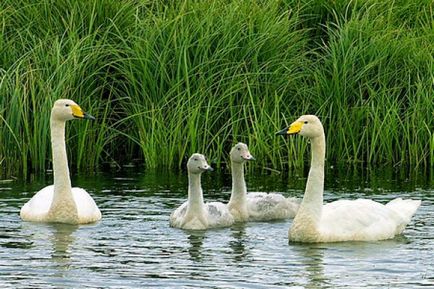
292,236,411,288
49,223,78,265
229,223,249,262
292,244,330,289
186,230,206,261
185,223,251,263
19,222,78,280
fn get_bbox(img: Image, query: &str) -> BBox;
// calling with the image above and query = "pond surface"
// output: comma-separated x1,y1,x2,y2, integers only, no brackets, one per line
0,167,433,288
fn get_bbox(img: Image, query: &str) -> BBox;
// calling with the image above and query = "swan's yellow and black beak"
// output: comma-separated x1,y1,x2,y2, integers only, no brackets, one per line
276,121,303,136
72,105,95,120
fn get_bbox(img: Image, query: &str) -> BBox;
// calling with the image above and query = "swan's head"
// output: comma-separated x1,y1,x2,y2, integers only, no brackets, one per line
51,99,95,122
230,142,255,163
276,115,323,139
187,153,214,174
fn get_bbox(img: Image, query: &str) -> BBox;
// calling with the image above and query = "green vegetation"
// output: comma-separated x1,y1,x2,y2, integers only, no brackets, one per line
0,0,433,177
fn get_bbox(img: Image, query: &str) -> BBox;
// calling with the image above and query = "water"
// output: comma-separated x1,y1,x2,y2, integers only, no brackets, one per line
0,167,433,288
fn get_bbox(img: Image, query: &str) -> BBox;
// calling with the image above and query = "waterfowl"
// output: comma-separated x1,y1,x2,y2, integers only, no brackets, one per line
20,99,101,224
227,143,299,222
277,115,421,242
170,153,234,230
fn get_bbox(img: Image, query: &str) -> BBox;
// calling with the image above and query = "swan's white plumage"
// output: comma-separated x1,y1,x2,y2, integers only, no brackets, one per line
20,99,101,224
170,153,234,230
227,143,299,222
72,187,101,222
319,198,420,242
278,115,420,243
20,185,54,222
20,185,101,224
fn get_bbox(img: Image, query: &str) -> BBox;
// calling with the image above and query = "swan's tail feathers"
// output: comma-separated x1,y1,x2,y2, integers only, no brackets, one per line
386,198,421,223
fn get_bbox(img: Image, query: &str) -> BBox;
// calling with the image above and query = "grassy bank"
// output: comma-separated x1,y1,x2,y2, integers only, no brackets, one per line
0,0,433,178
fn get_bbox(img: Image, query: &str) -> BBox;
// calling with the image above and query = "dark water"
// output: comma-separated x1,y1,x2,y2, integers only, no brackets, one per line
0,167,433,288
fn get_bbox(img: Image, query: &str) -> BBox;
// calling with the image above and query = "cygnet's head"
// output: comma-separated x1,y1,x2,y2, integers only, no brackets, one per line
51,99,95,122
230,142,255,163
276,115,324,139
187,153,214,174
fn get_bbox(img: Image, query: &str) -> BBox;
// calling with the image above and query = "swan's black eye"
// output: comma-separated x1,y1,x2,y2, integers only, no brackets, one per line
304,121,308,124
193,158,198,161
65,104,70,107
237,147,241,151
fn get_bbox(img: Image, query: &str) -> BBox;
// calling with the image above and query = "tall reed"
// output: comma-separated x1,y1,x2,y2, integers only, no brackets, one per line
0,0,432,178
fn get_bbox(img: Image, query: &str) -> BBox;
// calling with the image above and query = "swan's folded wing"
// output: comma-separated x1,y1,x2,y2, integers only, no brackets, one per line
247,192,298,220
169,201,188,227
72,187,101,223
206,202,234,228
20,185,54,221
321,199,405,241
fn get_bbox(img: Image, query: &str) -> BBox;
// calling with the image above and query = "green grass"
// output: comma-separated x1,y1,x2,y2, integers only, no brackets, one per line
0,0,433,178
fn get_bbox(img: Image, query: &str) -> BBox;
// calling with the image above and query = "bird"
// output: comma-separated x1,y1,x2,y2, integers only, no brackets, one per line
227,142,299,222
170,153,234,230
276,114,421,242
20,99,101,224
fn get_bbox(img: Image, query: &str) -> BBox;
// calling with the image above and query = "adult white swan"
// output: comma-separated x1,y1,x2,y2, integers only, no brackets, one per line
227,143,299,222
170,153,234,230
20,99,101,224
276,115,421,242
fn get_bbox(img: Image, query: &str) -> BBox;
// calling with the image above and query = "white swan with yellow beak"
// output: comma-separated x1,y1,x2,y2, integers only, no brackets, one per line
277,115,420,242
20,99,101,224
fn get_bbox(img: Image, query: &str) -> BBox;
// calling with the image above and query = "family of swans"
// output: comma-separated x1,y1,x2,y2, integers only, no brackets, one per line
20,99,421,243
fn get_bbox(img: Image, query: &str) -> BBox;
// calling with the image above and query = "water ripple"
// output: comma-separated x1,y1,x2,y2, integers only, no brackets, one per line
0,170,432,288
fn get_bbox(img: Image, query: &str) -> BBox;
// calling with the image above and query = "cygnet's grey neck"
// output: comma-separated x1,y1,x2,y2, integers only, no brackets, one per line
230,161,247,202
188,172,205,210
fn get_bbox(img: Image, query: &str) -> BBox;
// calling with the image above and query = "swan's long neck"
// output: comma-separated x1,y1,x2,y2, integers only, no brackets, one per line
51,119,72,192
187,172,205,212
48,116,78,222
294,133,325,228
229,161,247,203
